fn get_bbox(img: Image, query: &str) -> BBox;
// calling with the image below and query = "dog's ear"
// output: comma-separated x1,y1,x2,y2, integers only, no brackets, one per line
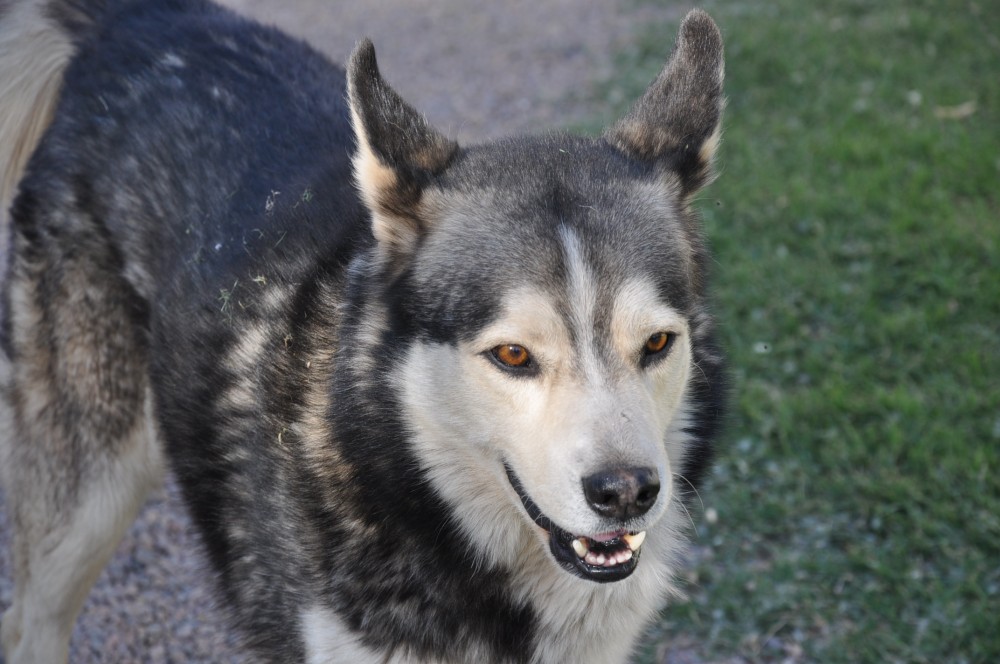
347,39,458,257
606,9,724,197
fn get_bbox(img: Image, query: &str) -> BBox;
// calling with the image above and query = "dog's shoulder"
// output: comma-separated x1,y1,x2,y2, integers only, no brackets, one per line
17,0,362,298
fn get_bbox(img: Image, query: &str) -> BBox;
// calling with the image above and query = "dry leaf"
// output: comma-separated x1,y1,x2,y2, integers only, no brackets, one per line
934,100,977,120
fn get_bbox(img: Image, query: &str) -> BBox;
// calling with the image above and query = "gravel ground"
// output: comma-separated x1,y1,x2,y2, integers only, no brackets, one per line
0,0,691,661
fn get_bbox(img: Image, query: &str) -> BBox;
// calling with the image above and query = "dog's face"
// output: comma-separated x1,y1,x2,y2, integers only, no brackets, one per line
347,10,724,583
391,149,702,582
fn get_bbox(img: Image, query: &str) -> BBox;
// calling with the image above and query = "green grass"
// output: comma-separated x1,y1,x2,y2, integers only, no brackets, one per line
592,0,1000,661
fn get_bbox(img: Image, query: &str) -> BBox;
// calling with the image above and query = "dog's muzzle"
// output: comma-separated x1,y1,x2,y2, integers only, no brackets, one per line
504,464,649,583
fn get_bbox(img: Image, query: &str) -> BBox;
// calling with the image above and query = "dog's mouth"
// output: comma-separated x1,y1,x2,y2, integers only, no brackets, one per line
504,464,644,583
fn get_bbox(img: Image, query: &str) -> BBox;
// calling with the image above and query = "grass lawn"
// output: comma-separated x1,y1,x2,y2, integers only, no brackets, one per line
591,0,999,661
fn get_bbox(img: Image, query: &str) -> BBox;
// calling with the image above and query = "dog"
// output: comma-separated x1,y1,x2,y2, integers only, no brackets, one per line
0,0,727,661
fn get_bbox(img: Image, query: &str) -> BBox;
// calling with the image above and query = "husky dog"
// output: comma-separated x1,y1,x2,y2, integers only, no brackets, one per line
0,0,727,661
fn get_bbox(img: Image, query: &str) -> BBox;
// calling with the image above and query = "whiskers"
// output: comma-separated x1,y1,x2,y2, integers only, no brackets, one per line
672,472,707,534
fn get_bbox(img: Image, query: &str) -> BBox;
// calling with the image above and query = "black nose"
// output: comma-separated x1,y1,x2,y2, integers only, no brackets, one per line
582,467,660,520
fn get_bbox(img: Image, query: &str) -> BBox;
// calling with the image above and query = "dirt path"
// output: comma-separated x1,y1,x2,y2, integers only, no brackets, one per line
220,0,683,142
0,1,691,661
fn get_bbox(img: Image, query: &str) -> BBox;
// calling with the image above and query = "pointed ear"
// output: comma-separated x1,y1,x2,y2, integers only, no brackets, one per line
605,9,725,197
347,39,458,256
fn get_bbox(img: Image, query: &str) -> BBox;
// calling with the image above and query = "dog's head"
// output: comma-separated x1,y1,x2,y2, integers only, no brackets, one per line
346,10,725,584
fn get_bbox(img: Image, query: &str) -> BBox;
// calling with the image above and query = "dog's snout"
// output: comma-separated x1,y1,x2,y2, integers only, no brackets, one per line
582,467,660,520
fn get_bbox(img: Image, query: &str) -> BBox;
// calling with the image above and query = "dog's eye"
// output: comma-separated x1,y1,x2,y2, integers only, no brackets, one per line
492,344,532,369
645,332,672,354
488,344,539,375
641,332,676,367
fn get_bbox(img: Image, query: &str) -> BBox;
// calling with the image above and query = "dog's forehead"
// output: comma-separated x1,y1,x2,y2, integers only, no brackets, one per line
414,136,695,311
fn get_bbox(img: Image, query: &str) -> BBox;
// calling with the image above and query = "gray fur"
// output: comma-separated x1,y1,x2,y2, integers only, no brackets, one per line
607,8,725,195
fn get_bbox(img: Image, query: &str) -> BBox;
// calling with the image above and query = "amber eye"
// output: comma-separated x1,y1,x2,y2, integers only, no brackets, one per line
491,344,532,370
645,332,671,354
642,332,676,366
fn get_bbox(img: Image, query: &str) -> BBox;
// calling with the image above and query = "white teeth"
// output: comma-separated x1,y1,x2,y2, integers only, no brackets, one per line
623,531,646,552
573,532,644,568
613,550,631,565
583,548,633,568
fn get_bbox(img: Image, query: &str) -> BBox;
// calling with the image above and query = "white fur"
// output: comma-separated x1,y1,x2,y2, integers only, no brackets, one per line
557,227,602,383
0,389,165,664
301,604,379,664
611,276,694,469
0,0,76,261
509,505,688,664
301,605,451,664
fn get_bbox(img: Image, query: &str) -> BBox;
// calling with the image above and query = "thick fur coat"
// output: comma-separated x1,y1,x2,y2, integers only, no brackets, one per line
0,1,727,661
